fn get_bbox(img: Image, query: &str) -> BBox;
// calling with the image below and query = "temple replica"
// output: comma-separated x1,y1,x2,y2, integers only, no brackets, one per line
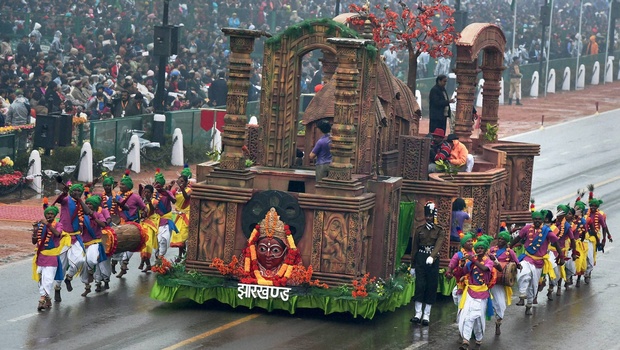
151,19,539,319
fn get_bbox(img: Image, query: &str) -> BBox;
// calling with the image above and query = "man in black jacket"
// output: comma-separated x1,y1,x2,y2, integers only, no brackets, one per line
428,74,455,133
208,71,228,108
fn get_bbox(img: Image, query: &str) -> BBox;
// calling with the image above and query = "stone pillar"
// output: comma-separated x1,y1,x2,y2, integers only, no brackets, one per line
479,51,504,141
324,38,370,185
453,61,478,149
219,28,265,171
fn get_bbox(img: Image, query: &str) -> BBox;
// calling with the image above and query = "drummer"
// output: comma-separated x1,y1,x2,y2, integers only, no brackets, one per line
170,165,192,262
152,170,177,263
550,204,578,297
99,173,116,226
80,195,110,296
56,183,92,296
113,171,145,278
489,228,521,335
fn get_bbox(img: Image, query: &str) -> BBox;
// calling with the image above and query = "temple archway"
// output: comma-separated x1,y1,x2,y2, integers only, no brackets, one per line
259,19,359,168
453,23,506,148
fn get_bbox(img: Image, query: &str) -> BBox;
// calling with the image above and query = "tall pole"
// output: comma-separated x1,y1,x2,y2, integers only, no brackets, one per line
539,3,547,94
604,0,613,84
335,0,341,16
575,0,583,89
153,0,170,114
544,0,554,97
512,0,518,55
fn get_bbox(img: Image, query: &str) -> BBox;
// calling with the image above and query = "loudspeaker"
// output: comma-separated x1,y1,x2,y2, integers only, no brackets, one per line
170,26,180,55
540,5,550,27
154,25,172,56
34,115,59,149
57,114,73,147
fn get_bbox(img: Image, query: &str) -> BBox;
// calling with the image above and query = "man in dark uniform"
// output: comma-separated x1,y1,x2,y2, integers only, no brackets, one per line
411,202,445,326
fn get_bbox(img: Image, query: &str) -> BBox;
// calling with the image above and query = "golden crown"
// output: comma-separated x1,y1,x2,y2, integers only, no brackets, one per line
259,207,287,242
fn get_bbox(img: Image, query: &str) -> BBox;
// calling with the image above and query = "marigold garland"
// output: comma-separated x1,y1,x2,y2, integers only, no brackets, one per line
151,257,173,274
352,273,376,298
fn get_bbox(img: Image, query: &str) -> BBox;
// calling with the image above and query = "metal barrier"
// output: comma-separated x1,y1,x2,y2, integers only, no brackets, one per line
0,134,16,159
89,115,153,160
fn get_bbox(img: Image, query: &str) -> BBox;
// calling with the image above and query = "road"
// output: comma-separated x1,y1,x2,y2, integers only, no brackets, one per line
1,109,619,350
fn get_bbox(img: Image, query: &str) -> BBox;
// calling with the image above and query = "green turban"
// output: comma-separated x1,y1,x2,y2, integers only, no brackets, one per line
181,166,192,179
154,170,165,185
556,204,571,216
69,183,85,192
589,198,603,207
531,211,544,219
498,231,511,242
102,175,114,186
575,200,587,211
460,233,474,247
120,175,133,190
85,195,102,208
44,206,59,216
474,239,489,251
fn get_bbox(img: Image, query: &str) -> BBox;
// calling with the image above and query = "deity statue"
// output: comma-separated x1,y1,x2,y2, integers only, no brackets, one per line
242,207,302,286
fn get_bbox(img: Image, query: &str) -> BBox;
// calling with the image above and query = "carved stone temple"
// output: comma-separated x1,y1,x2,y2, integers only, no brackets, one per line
187,21,539,284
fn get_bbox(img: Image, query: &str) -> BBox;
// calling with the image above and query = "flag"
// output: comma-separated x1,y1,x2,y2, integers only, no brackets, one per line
506,0,516,11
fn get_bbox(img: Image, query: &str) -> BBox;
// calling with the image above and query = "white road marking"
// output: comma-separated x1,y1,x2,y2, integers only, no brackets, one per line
8,313,38,322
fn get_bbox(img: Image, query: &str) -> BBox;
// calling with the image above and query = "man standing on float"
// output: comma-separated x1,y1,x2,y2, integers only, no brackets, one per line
410,202,445,326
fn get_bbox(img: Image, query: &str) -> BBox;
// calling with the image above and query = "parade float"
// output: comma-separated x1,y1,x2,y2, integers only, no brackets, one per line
150,19,539,319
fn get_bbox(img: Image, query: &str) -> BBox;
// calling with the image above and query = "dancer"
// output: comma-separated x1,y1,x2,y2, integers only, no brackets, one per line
571,201,589,286
170,166,192,262
139,185,160,272
32,205,68,311
445,233,475,314
57,183,92,296
550,204,578,296
458,237,494,350
152,170,177,262
80,195,110,296
489,229,521,335
410,202,445,326
112,171,145,277
510,211,564,315
584,197,611,283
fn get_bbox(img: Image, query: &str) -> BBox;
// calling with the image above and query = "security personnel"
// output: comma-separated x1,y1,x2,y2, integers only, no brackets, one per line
411,202,445,326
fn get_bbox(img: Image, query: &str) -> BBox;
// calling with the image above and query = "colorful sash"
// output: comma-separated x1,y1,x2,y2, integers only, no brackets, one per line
32,225,71,282
519,225,550,261
525,252,556,280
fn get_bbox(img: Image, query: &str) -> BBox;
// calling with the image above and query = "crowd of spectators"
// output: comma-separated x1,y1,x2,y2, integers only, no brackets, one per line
0,0,617,126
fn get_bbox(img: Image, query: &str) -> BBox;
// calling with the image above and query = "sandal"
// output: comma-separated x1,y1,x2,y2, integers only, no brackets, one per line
459,340,470,350
37,297,47,312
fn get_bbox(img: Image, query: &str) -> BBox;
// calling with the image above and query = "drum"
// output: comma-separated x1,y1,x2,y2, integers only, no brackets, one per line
496,262,517,286
101,227,118,256
113,222,147,253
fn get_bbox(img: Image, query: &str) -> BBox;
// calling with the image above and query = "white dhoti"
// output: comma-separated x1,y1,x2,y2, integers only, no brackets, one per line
586,240,595,276
37,266,58,297
112,251,133,262
154,225,171,258
458,295,487,342
517,260,542,305
452,286,463,323
490,285,508,319
565,257,576,280
64,241,85,278
77,243,112,286
548,250,560,287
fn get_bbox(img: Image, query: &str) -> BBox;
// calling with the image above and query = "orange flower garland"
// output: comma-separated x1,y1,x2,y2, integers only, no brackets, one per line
352,273,376,298
151,257,173,274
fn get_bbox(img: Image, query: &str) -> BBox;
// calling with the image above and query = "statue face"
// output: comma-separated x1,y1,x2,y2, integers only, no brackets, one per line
256,237,287,271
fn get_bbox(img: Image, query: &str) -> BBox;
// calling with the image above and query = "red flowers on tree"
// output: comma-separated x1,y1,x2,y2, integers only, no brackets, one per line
348,0,460,93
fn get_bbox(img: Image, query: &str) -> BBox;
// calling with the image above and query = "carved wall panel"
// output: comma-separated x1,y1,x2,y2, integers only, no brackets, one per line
399,136,430,180
198,200,227,261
